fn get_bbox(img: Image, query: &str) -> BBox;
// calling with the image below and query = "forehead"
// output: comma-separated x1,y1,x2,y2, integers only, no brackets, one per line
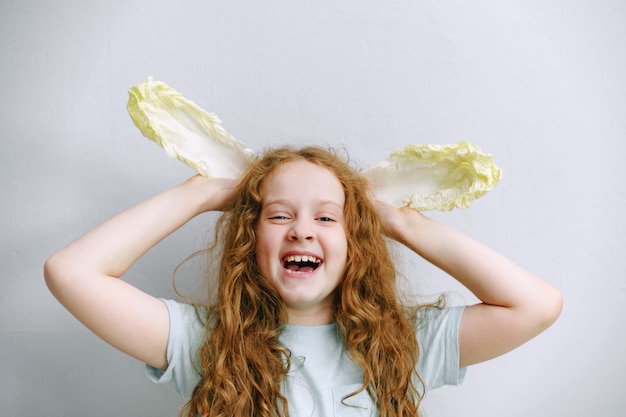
261,160,345,207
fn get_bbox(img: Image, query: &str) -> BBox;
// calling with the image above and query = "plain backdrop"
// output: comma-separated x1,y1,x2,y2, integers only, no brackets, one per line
1,0,624,416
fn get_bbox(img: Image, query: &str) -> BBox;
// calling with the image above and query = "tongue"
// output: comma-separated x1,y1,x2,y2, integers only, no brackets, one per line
286,264,316,273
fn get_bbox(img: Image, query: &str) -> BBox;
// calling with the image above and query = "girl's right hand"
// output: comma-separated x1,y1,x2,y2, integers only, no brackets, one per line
182,175,239,214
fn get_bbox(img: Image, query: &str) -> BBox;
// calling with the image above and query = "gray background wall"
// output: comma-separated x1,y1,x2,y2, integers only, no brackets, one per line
1,0,624,415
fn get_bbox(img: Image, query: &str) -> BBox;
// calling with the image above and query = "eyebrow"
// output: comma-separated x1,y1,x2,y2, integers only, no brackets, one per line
263,199,344,210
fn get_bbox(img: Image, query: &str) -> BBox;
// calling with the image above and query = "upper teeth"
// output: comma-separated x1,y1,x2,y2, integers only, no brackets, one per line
284,255,321,263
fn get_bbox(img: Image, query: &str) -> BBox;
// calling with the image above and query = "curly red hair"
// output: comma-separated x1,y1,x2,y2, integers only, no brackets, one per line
182,146,425,417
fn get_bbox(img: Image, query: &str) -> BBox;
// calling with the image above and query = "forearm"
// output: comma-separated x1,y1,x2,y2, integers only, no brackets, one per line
48,187,195,281
390,208,560,312
45,176,234,282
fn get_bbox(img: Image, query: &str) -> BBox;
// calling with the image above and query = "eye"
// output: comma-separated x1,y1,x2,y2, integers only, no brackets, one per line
317,216,335,222
266,211,292,222
269,215,289,220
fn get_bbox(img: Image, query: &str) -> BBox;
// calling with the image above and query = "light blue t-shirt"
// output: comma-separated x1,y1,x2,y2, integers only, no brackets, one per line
146,299,466,416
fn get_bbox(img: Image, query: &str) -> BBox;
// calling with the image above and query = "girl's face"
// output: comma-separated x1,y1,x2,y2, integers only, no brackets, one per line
255,160,348,325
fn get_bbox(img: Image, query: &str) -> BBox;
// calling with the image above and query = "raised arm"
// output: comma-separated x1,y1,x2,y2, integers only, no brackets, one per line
373,202,562,367
44,176,236,369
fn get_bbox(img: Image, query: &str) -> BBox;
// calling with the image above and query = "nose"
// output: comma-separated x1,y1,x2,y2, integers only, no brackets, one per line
288,217,314,241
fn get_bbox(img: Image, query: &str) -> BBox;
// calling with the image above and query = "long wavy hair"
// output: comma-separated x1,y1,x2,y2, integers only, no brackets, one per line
182,146,425,417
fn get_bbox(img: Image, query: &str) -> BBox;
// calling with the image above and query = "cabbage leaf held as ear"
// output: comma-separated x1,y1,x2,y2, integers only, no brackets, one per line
362,142,502,211
127,77,254,178
127,78,501,211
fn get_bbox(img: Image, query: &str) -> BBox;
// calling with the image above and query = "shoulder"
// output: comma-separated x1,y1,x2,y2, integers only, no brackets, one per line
415,305,465,333
414,304,466,351
145,299,208,398
160,299,208,341
414,305,467,390
161,298,207,322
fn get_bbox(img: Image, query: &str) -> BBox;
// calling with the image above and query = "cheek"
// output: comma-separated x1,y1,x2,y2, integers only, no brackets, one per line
333,231,349,266
339,227,349,251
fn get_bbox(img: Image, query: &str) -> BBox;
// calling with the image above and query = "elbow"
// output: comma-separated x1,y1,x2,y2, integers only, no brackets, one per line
536,285,563,332
43,252,70,296
43,253,59,292
550,288,564,325
507,286,563,348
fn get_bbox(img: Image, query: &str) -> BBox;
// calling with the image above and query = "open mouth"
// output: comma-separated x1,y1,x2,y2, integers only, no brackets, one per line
282,255,321,273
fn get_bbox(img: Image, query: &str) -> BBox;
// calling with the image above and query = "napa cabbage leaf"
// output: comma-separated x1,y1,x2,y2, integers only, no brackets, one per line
363,142,501,211
127,77,254,178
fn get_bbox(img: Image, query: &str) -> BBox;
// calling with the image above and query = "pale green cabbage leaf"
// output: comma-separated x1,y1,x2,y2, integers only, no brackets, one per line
128,77,254,178
127,78,501,211
363,143,502,211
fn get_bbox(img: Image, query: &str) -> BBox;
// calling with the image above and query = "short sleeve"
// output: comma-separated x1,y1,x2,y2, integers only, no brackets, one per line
145,299,205,399
415,305,467,391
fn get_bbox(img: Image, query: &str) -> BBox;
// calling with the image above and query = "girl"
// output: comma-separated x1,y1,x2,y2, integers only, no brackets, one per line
44,146,562,417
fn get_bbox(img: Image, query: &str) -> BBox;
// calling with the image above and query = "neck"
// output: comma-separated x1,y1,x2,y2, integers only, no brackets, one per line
286,307,333,325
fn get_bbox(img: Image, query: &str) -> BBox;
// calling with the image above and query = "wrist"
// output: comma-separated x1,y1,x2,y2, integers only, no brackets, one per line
179,176,237,214
386,207,425,243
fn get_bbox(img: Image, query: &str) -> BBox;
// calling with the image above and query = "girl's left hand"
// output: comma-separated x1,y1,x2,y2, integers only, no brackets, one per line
364,180,423,243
